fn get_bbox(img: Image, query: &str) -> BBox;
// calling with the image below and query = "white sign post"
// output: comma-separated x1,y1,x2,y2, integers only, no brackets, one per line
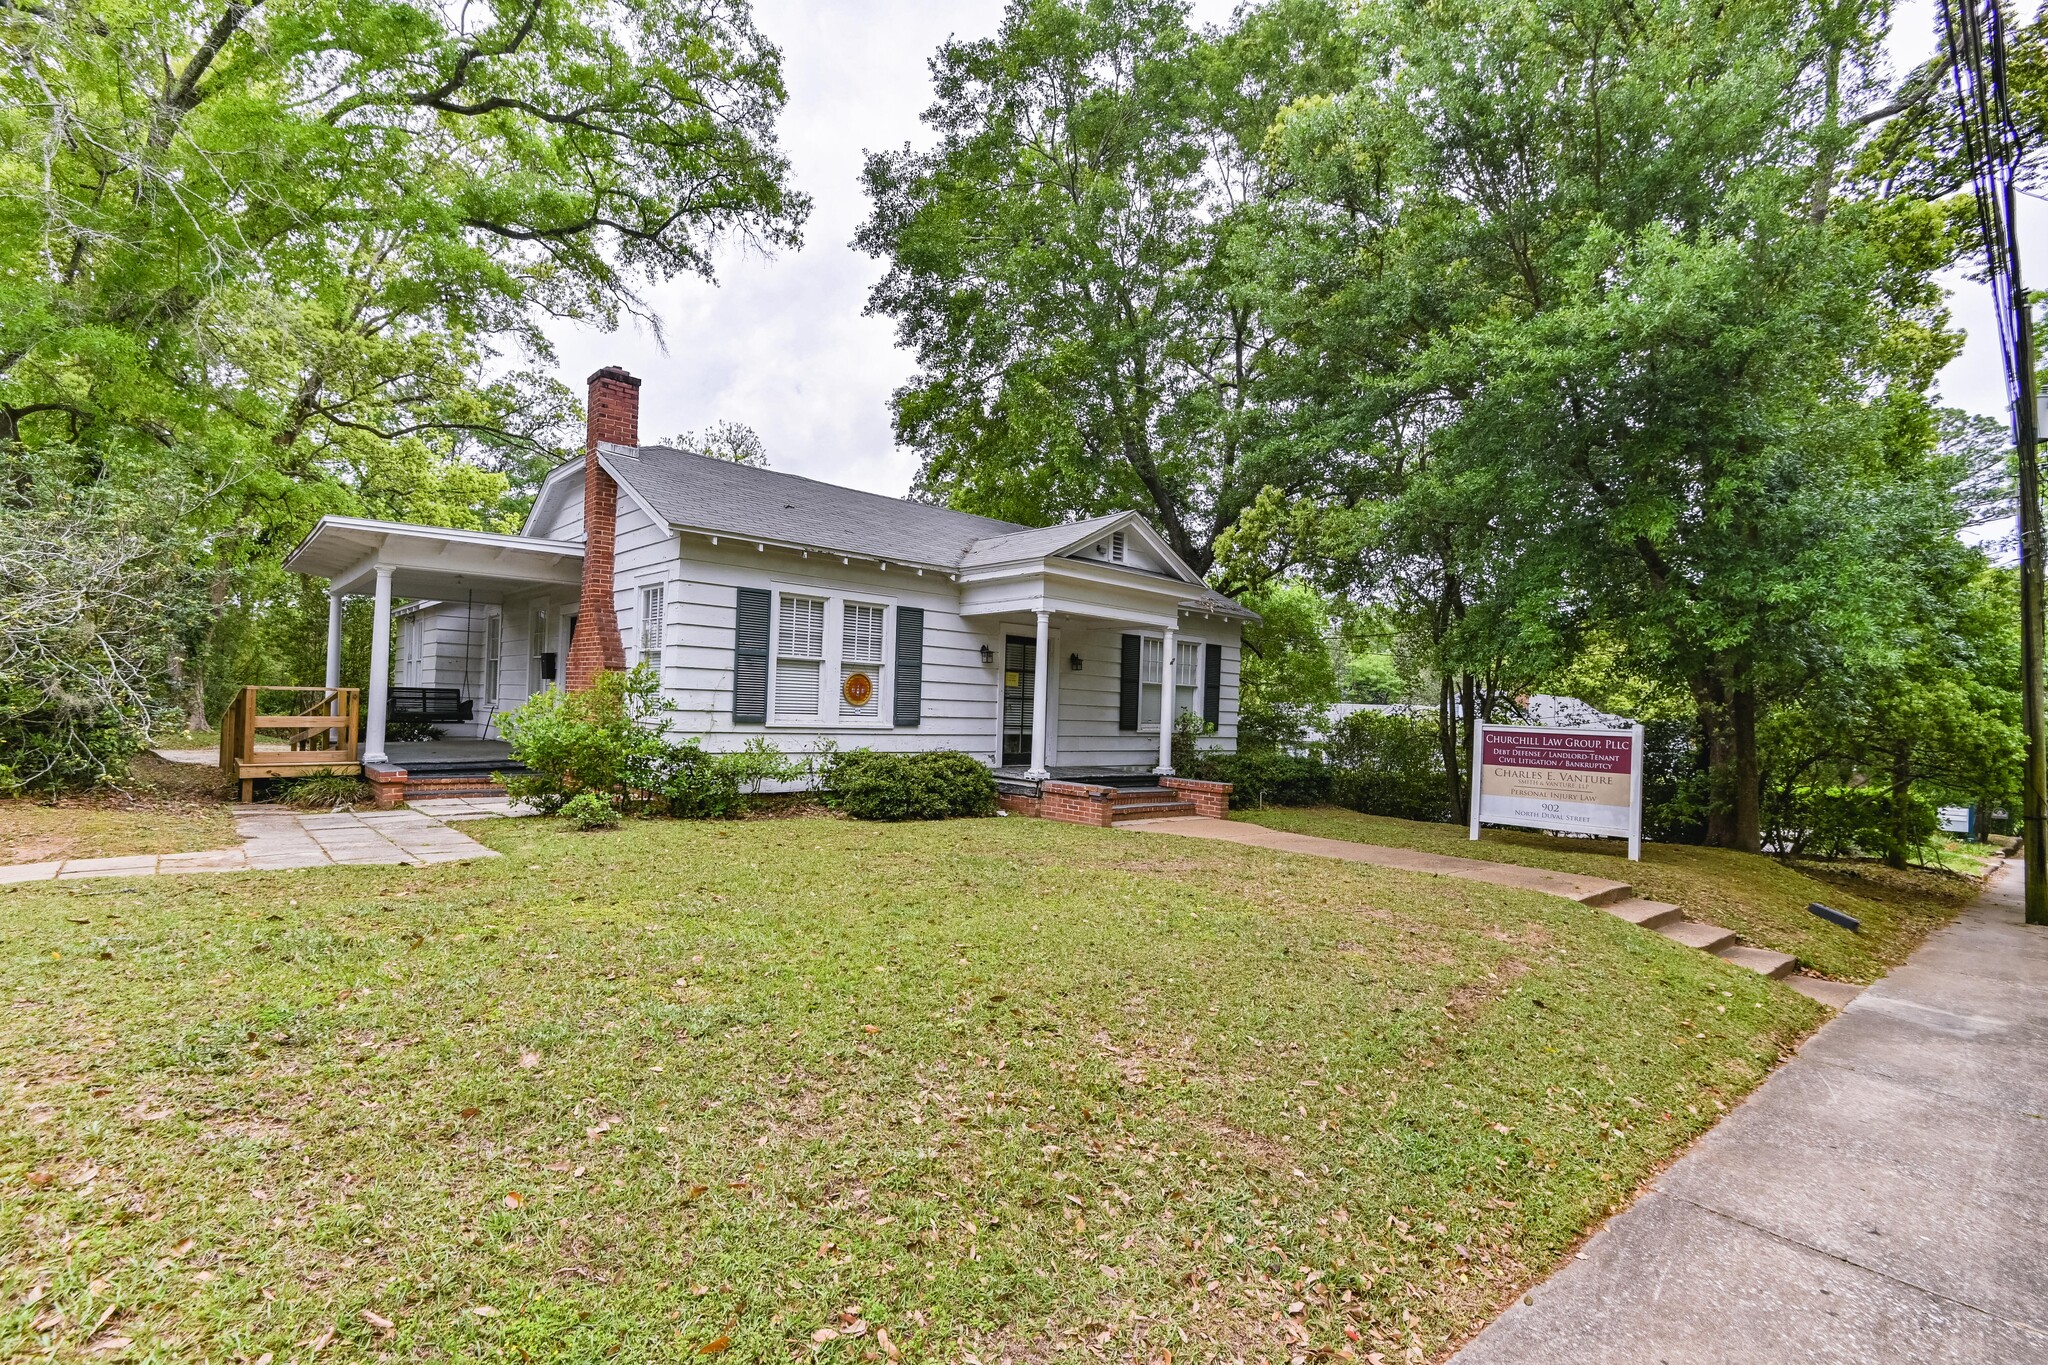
1468,722,1646,860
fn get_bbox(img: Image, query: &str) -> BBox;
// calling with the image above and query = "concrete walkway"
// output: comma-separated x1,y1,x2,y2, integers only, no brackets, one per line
0,800,527,884
1450,863,2048,1363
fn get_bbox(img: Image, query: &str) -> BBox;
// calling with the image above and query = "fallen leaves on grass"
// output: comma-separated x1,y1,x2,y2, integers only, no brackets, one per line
697,1335,730,1354
361,1309,395,1332
503,1191,525,1209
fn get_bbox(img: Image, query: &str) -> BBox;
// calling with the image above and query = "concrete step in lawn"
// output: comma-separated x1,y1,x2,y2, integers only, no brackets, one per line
1656,919,1742,954
1603,897,1684,930
1714,943,1800,979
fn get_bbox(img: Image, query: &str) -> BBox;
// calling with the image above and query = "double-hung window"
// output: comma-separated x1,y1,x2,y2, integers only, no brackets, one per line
638,584,666,672
775,594,827,717
1175,640,1203,723
766,591,892,726
1139,635,1165,729
840,601,885,719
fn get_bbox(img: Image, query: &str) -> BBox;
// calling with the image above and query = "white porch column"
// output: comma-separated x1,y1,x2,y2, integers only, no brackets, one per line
1026,608,1052,780
324,590,345,747
324,591,344,690
1155,622,1178,775
363,565,395,763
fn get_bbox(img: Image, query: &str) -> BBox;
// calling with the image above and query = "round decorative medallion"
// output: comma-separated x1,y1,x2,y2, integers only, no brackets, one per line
842,671,874,706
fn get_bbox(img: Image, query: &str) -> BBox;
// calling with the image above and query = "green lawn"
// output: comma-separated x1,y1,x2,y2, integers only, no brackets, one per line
1,803,235,868
1233,807,1979,983
3,816,1820,1362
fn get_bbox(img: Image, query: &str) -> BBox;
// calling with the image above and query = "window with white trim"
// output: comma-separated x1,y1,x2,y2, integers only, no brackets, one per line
839,601,885,719
1175,639,1202,722
1139,635,1164,729
774,593,826,717
638,584,666,672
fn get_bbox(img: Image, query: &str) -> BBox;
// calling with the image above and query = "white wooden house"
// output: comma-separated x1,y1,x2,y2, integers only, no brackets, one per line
283,368,1252,812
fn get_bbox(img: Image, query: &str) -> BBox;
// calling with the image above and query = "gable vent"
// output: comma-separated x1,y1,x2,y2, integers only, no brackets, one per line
1111,530,1126,562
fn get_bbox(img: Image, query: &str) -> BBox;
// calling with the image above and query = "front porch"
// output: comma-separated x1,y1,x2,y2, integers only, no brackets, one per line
282,516,585,765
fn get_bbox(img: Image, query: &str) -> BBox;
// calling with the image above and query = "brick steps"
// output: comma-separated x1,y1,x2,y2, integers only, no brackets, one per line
1109,798,1198,821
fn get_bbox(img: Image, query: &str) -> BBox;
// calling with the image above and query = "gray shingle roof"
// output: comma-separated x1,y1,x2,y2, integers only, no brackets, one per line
954,514,1129,570
597,444,1254,618
601,444,1025,568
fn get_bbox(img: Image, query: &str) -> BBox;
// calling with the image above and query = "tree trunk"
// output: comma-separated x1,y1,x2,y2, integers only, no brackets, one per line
1693,666,1762,853
1731,685,1761,854
1887,746,1914,871
1439,675,1465,822
1460,669,1479,817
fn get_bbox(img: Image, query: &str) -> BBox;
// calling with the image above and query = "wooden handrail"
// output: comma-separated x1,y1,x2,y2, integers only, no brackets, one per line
219,685,361,801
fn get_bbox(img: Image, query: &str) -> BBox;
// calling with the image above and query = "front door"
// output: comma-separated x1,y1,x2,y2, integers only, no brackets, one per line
1002,635,1036,768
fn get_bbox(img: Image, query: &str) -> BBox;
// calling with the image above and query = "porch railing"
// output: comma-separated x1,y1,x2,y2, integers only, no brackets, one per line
218,685,362,802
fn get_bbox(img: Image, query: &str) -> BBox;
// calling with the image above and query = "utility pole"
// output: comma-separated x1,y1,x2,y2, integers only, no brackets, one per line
1938,0,2046,924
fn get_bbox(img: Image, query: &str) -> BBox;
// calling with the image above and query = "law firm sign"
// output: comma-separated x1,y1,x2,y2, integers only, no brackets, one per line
1469,722,1646,860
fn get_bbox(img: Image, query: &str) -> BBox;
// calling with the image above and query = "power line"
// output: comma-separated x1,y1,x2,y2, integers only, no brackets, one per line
1937,0,2045,924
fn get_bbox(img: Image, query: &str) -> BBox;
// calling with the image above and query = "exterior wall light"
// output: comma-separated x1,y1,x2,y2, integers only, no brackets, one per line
1069,652,1083,671
980,644,996,665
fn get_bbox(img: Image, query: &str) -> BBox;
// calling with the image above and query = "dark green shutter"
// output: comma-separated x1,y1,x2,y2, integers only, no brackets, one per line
733,587,769,724
1203,643,1223,727
1119,634,1141,731
893,607,924,727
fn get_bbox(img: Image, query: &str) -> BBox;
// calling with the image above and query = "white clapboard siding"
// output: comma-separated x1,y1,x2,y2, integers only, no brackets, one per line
390,488,1243,764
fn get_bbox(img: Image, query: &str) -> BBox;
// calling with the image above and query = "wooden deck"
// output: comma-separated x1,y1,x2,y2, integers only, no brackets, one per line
218,686,361,802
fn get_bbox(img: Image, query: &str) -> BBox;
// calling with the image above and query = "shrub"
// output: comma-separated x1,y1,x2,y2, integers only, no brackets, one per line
499,667,799,820
1191,748,1332,807
1323,710,1451,821
1788,787,1940,864
825,749,997,821
653,739,746,820
1169,710,1210,772
559,791,620,830
274,772,373,809
0,490,201,793
499,666,670,814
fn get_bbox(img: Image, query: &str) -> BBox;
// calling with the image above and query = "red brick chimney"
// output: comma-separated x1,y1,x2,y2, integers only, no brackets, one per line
565,366,637,691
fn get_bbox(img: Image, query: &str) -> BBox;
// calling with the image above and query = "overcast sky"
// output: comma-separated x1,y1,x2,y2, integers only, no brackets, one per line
539,0,2036,499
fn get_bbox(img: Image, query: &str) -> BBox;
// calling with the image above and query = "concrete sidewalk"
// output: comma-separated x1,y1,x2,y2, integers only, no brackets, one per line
1451,863,2048,1363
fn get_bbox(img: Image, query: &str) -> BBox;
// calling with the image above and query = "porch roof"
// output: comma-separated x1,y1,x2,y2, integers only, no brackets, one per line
284,516,584,600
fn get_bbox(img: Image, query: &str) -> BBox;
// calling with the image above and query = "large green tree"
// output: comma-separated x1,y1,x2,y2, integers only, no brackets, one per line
1240,0,1980,849
0,0,807,746
857,0,1353,572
